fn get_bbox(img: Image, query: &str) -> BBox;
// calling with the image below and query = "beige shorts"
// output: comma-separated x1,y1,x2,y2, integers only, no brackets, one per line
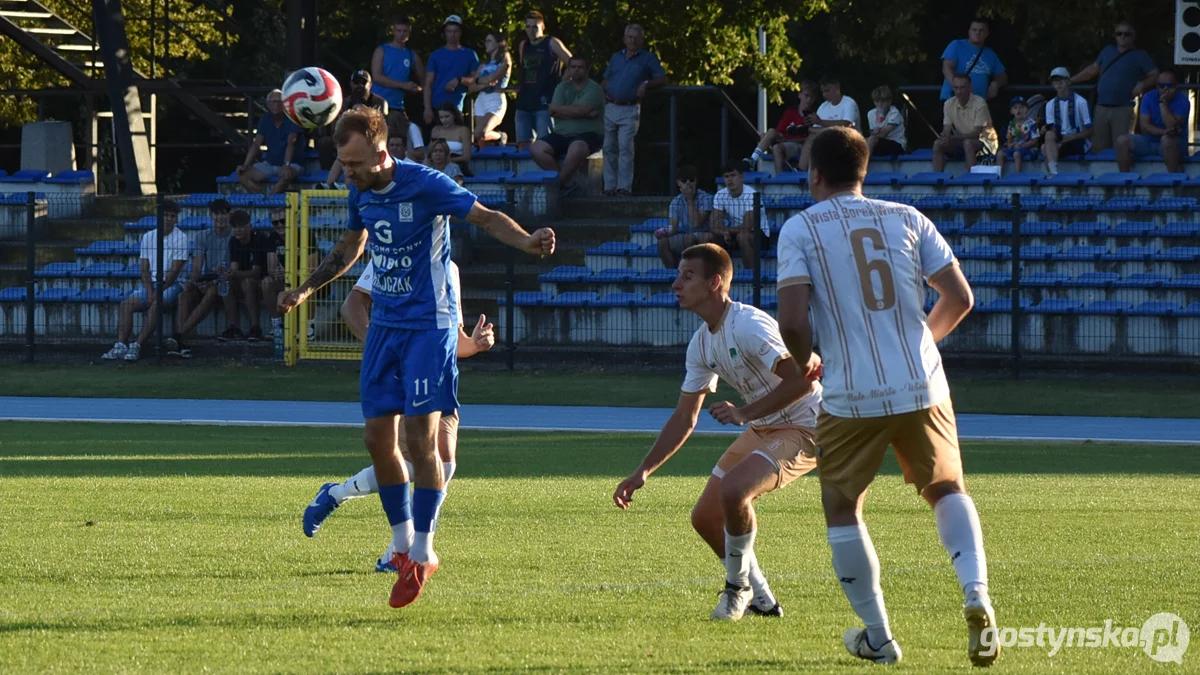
1092,105,1135,151
816,399,962,500
713,424,819,490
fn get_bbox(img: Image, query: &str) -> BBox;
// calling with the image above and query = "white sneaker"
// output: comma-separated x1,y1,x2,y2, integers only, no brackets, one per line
964,590,999,666
711,583,753,621
102,342,127,360
123,343,141,361
843,627,902,664
307,319,316,340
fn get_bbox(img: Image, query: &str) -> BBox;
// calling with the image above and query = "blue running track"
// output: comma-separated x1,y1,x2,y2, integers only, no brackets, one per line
2,397,1199,444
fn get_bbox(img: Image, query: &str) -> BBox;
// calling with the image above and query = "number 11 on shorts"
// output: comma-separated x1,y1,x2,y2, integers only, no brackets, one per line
414,378,429,396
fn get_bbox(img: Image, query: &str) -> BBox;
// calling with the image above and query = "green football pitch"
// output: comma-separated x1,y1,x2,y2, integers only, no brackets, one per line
2,421,1198,673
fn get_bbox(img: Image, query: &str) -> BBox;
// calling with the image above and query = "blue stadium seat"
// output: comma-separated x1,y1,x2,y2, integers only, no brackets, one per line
1129,301,1180,316
742,171,771,185
1106,221,1155,236
35,262,81,277
261,194,286,207
1154,247,1200,262
733,269,777,282
961,245,1010,260
1029,298,1082,314
1044,197,1102,212
641,292,679,307
1022,272,1069,287
903,172,951,186
760,171,808,185
764,195,814,209
509,148,532,160
78,287,124,302
1018,221,1061,236
1114,273,1170,288
915,195,959,209
113,264,139,278
965,221,1011,235
863,172,905,186
1019,245,1059,260
1054,245,1107,261
934,221,963,235
225,193,263,206
507,170,558,184
0,169,51,183
1097,197,1150,212
177,193,222,207
1101,246,1156,261
1079,300,1132,315
44,169,95,184
1161,222,1200,237
0,287,26,301
74,262,127,277
1146,198,1198,213
994,172,1041,187
1089,172,1140,187
586,241,641,255
630,218,669,233
947,172,995,187
594,292,644,307
1166,274,1200,289
471,146,515,159
970,271,1010,286
1060,221,1103,236
1084,149,1118,161
539,266,591,283
1039,173,1092,187
899,149,934,160
474,192,506,208
35,288,79,302
464,170,514,184
873,194,917,205
960,195,1010,210
1139,173,1189,188
976,297,1032,313
593,268,637,283
500,291,552,306
546,291,597,307
1016,195,1055,210
634,244,661,257
1063,272,1120,287
1180,302,1200,316
215,170,239,184
638,268,677,283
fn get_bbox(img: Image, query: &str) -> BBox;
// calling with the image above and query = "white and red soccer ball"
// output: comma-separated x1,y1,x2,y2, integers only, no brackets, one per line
281,67,343,130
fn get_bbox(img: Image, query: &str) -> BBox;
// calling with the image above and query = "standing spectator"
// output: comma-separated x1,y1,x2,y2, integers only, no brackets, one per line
469,32,512,146
601,24,669,196
237,90,302,195
865,85,906,156
169,198,231,357
709,162,764,272
430,102,473,167
655,165,713,268
932,73,999,172
797,76,860,171
425,139,465,185
530,56,605,197
1000,96,1039,175
262,207,288,338
742,82,819,173
101,201,189,362
219,210,270,343
371,16,425,126
1070,22,1159,152
515,11,572,149
423,15,480,127
1042,67,1094,176
939,18,1007,101
1117,70,1190,174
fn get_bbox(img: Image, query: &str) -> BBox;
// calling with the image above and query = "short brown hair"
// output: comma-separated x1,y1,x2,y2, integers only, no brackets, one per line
681,243,733,293
334,106,388,149
526,10,544,22
230,210,252,228
809,127,868,188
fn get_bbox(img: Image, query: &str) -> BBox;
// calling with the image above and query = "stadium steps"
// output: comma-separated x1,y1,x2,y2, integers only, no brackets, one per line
0,239,89,265
561,196,672,220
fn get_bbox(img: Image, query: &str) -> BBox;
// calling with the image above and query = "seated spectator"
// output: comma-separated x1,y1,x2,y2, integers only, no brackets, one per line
798,75,860,170
933,73,999,172
1000,96,1039,175
326,118,425,187
1118,69,1190,174
430,101,473,167
318,70,389,170
865,85,906,156
102,201,189,362
262,207,288,338
219,210,271,342
655,165,713,269
425,139,464,185
169,198,231,357
238,89,303,195
742,81,819,173
709,162,764,271
1042,67,1093,177
530,56,605,197
469,32,512,146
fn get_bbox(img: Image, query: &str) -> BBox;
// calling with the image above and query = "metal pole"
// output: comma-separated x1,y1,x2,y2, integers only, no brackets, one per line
155,195,165,363
24,191,36,363
668,95,677,196
1010,193,1022,379
504,189,515,371
752,191,762,308
149,0,156,79
720,106,729,169
756,26,767,134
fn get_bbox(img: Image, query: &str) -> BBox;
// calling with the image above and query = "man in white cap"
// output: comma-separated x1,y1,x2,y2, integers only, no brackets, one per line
1041,66,1093,177
423,15,481,126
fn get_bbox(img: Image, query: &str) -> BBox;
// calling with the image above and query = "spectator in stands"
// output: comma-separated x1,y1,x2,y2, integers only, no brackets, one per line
469,32,512,146
1070,21,1158,152
1041,67,1093,177
102,201,189,362
1000,96,1039,175
530,56,605,197
939,17,1006,101
655,164,713,268
601,24,669,196
325,117,425,187
169,198,231,358
797,76,859,170
219,210,270,343
932,73,999,172
741,81,819,173
238,89,302,195
709,162,764,271
425,139,465,185
865,85,906,156
263,207,288,338
1117,69,1190,174
515,11,572,149
371,16,424,126
423,15,480,127
318,70,390,170
431,102,473,168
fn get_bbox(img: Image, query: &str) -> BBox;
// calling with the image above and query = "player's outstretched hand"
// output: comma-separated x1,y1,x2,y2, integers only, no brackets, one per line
277,288,309,314
709,401,748,426
524,228,556,257
472,314,495,352
613,472,646,510
804,352,823,381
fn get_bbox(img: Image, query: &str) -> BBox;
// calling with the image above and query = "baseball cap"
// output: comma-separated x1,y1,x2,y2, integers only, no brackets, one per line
1009,96,1026,107
1049,67,1070,81
444,14,463,27
351,69,371,85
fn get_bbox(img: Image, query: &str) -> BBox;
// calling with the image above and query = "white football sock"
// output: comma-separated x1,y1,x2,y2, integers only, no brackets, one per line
391,520,414,555
934,493,989,597
1047,160,1058,174
747,552,777,607
329,465,377,503
443,461,456,484
750,148,764,161
723,529,756,588
828,524,893,647
410,531,436,564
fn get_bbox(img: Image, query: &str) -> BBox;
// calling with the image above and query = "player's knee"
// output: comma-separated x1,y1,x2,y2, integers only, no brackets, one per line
718,475,751,508
921,478,965,507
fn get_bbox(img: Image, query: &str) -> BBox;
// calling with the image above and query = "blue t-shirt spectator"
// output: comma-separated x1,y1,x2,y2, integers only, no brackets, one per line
376,44,416,110
256,115,301,167
1094,45,1157,107
602,50,666,103
939,40,1005,100
668,190,714,233
427,47,480,110
1141,87,1190,130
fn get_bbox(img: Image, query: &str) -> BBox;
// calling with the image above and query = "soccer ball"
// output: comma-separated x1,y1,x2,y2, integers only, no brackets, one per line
281,67,343,130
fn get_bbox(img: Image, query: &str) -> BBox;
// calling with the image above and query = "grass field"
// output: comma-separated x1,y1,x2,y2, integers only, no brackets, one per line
2,421,1198,673
5,363,1200,417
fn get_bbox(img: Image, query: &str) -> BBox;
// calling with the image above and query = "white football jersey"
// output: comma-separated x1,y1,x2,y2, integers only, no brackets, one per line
777,194,957,419
682,301,822,428
356,260,464,326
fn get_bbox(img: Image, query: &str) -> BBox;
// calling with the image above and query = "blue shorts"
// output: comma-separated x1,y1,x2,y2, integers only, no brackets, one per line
130,282,184,307
515,109,553,143
360,324,458,419
1132,134,1187,158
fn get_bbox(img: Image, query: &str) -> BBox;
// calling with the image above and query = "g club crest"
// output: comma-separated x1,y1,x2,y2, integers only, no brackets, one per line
398,203,414,222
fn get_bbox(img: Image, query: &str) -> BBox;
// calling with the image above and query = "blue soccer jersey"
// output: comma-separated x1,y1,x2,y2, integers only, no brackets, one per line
346,160,477,330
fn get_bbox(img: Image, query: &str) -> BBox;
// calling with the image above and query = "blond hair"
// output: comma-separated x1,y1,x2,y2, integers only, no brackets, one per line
871,85,892,103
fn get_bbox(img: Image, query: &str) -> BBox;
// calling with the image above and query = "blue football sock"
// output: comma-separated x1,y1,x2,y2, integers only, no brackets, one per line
379,483,413,555
410,487,446,564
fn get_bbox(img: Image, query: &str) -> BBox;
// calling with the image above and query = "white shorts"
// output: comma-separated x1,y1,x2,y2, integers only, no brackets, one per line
354,261,374,294
253,161,302,178
474,92,507,119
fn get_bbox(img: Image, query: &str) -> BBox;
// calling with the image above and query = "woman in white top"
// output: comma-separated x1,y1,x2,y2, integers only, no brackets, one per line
469,32,512,147
425,138,464,185
431,102,472,167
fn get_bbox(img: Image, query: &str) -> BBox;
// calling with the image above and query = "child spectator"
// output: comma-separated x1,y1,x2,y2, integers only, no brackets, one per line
1000,96,1039,175
865,85,906,156
742,82,818,173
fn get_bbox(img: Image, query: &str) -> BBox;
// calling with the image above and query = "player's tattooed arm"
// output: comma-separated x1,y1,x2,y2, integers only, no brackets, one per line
301,229,367,293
